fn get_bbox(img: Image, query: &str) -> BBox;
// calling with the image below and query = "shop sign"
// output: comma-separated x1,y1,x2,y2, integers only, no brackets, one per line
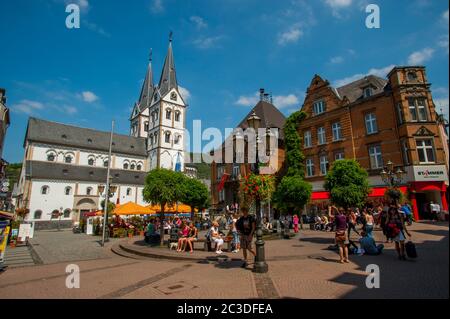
411,165,449,182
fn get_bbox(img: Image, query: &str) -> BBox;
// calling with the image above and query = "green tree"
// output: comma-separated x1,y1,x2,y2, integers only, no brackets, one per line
181,177,210,219
143,168,186,245
324,159,370,209
100,199,116,214
284,111,307,177
273,111,311,226
273,176,312,214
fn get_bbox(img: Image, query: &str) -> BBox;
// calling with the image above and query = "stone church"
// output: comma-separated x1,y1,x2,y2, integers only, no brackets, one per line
14,38,188,229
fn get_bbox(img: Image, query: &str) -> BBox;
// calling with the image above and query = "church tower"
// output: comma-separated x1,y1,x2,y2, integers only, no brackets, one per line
143,36,186,171
130,50,154,138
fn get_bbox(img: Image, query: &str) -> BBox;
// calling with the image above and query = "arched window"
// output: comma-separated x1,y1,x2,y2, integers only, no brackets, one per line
63,209,71,218
165,132,171,143
51,210,60,219
154,132,158,145
126,188,132,196
123,162,129,169
166,109,172,120
175,111,181,122
47,153,56,162
130,163,136,170
88,157,95,166
407,71,417,81
65,155,73,164
64,186,72,195
137,164,142,171
149,134,154,145
144,121,149,131
174,134,181,145
86,187,93,196
103,160,109,168
34,210,42,220
41,185,49,195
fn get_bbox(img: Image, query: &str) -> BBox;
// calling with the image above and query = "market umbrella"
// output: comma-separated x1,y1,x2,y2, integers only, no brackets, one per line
112,202,156,216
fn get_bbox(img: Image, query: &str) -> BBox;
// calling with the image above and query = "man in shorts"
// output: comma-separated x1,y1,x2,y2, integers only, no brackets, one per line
236,207,256,268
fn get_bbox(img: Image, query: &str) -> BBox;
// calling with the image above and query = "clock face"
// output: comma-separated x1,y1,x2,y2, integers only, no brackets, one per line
170,92,177,101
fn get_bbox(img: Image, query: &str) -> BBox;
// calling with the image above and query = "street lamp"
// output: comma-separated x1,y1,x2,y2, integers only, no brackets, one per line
247,111,268,274
58,206,63,231
99,179,117,247
380,160,405,205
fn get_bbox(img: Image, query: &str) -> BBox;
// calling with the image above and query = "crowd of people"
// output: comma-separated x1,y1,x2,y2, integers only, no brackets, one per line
323,203,413,263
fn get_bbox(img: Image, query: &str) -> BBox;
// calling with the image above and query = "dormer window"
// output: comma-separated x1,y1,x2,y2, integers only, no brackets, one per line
88,158,95,166
47,153,56,162
313,100,326,115
363,87,373,98
65,155,73,164
407,71,417,82
61,134,67,139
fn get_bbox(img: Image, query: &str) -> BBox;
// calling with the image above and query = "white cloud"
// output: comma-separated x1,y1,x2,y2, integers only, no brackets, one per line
63,105,78,115
273,94,299,108
63,0,89,11
190,16,207,29
81,91,99,103
325,0,352,8
193,36,223,49
278,26,303,45
83,20,111,38
150,0,164,13
178,86,191,101
334,64,395,87
407,48,434,65
235,92,299,108
235,93,259,107
438,35,449,54
443,10,449,23
433,87,449,120
11,100,44,115
330,56,344,64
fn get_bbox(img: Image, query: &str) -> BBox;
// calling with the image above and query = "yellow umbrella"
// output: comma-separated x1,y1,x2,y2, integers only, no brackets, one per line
112,202,156,216
146,203,198,213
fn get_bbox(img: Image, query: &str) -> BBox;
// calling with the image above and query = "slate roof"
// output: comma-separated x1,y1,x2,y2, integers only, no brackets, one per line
25,118,147,157
25,161,147,185
336,75,388,104
236,100,286,139
158,41,178,97
137,60,155,112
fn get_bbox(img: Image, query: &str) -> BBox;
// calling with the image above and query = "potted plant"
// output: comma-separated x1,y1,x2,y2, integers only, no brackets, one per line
127,228,134,238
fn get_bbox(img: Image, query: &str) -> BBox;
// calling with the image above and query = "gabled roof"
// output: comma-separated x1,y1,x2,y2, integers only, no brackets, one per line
158,41,178,97
336,75,388,104
25,117,147,156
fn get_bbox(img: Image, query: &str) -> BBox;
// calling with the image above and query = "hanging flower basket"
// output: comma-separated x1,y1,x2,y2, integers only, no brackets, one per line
240,173,275,206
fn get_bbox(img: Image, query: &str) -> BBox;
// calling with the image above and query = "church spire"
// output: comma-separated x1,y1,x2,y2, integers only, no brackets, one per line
158,32,178,97
138,48,154,109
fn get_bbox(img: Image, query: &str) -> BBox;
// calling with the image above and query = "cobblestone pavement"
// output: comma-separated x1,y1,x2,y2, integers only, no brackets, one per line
28,229,118,264
0,221,447,299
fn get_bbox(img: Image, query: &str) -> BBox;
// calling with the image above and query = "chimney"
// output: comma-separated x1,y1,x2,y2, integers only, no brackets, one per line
259,88,265,101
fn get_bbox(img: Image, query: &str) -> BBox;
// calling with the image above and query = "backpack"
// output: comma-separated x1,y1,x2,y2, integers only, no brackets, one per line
405,241,417,258
386,222,400,238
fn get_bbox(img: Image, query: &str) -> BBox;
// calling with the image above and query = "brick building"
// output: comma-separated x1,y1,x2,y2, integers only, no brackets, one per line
210,93,286,217
299,66,448,220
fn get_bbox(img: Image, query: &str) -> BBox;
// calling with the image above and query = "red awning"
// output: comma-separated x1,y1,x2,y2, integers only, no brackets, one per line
311,186,408,201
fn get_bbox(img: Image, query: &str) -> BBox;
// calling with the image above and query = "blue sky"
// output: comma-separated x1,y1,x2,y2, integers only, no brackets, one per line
1,0,448,163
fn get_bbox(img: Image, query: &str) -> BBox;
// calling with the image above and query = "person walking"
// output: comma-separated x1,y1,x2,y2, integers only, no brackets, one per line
231,213,240,253
364,210,375,238
293,214,299,233
386,206,412,260
331,206,349,263
347,208,359,239
236,207,256,268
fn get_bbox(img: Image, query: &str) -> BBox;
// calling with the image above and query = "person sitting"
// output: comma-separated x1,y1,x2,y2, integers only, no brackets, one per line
210,221,224,254
145,219,160,245
314,215,322,230
359,231,384,255
176,223,190,252
184,223,198,254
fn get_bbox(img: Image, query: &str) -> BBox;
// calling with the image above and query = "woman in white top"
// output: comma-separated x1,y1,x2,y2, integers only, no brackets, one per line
210,221,224,254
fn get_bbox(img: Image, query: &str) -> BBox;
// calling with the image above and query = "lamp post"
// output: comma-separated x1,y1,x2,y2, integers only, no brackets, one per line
57,206,63,231
247,111,268,273
380,160,405,206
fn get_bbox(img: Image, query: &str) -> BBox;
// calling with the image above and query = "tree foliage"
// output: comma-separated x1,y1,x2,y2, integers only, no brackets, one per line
273,111,311,215
181,177,210,218
143,168,186,244
284,111,307,177
273,176,312,213
324,159,370,209
100,199,116,214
